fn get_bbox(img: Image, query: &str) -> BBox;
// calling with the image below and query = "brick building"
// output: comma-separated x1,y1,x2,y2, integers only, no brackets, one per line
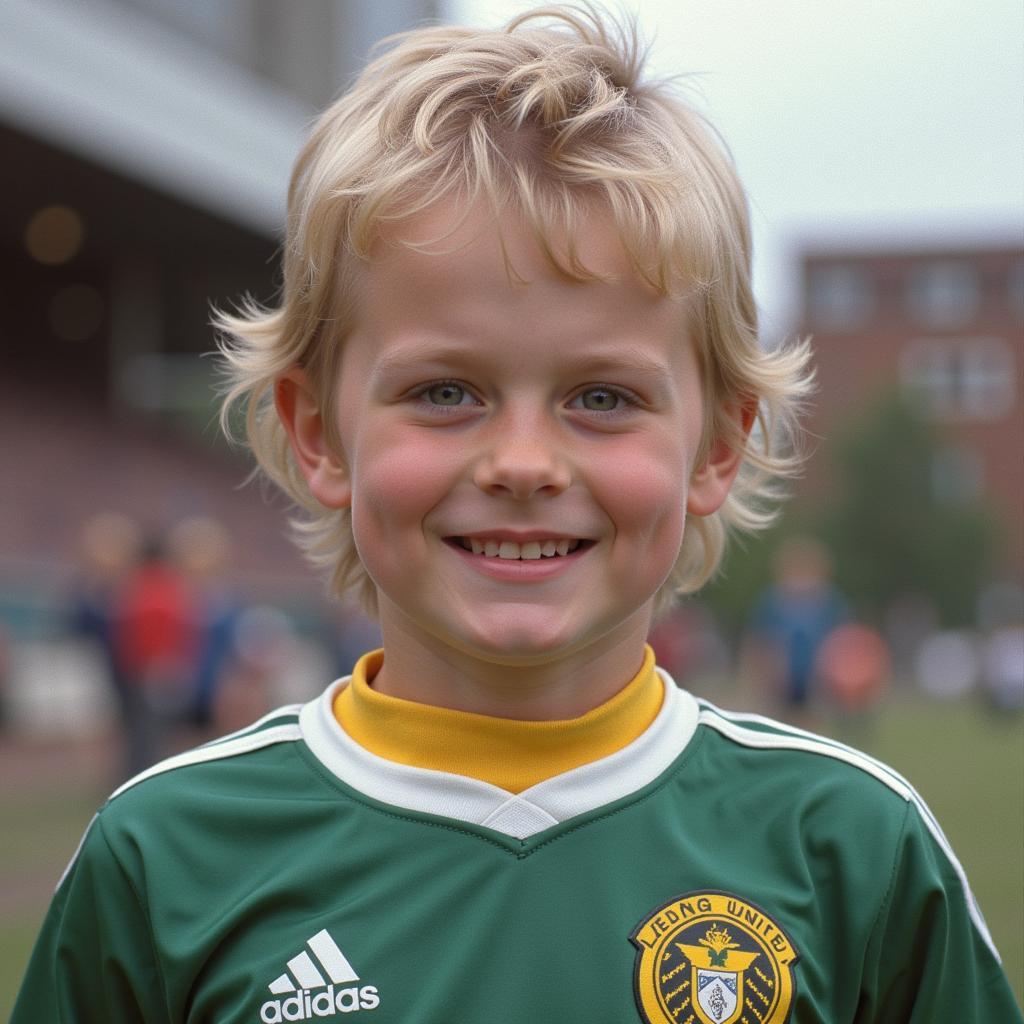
798,243,1024,567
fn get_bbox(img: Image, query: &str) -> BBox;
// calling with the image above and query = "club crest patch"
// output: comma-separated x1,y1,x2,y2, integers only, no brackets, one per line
630,891,798,1024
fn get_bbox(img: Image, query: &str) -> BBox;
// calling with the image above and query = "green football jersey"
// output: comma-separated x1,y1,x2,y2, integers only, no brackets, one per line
14,670,1021,1023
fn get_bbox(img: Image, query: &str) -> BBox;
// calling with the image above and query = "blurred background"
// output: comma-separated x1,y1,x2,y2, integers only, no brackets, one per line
1,0,1021,1011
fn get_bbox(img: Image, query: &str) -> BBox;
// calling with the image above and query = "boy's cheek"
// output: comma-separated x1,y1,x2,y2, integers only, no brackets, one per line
595,443,690,515
349,434,460,518
599,453,689,559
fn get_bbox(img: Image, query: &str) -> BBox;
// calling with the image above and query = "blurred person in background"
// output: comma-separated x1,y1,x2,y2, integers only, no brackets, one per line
816,621,891,735
68,512,143,755
743,536,850,723
169,515,244,731
109,532,198,776
0,616,9,731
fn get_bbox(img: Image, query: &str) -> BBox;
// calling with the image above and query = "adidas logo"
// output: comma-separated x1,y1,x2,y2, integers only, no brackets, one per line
259,929,380,1022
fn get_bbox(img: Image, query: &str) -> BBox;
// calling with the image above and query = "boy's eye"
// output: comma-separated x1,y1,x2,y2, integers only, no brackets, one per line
425,382,468,406
571,386,639,414
578,387,620,412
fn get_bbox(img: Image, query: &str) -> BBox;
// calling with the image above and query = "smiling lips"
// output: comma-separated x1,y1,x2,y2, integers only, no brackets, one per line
454,538,585,560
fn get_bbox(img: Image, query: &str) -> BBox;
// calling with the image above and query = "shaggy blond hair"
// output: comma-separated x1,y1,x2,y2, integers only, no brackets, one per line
217,3,813,616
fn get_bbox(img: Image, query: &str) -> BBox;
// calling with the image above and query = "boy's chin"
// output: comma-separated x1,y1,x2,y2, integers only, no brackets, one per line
398,605,587,666
450,622,586,666
438,607,649,669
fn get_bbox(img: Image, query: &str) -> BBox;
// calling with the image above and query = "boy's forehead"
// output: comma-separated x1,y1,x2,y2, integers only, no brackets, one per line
343,200,699,392
367,199,649,291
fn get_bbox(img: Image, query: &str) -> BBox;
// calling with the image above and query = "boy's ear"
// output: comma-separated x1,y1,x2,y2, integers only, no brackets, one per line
686,401,756,517
274,368,352,509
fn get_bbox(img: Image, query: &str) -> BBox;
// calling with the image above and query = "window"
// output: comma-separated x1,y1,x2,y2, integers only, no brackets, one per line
906,261,979,328
806,264,874,332
900,336,1016,420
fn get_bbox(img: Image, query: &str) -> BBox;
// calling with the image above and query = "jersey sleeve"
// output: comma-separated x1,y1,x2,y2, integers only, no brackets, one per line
859,799,1022,1022
11,813,171,1024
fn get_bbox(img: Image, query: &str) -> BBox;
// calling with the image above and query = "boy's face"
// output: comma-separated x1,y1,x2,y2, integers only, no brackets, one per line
283,202,742,686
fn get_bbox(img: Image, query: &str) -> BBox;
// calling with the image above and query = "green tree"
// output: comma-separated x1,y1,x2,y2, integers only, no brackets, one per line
819,393,999,627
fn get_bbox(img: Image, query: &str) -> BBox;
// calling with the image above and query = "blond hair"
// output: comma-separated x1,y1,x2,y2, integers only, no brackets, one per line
217,3,813,616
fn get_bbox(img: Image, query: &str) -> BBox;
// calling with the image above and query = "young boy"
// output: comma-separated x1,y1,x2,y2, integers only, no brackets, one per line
14,6,1020,1022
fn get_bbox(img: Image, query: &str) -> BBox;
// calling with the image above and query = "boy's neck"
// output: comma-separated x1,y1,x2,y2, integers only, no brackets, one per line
370,613,653,721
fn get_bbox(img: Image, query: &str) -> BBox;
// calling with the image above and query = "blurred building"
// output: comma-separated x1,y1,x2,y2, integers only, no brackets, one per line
0,0,437,602
799,243,1024,566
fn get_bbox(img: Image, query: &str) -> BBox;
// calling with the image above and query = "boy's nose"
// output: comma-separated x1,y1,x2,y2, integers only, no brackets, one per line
472,431,572,500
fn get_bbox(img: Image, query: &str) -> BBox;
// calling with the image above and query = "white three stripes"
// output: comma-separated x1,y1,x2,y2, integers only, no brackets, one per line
269,929,359,994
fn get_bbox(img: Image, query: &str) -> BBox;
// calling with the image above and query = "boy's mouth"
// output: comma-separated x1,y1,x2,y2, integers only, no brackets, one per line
448,537,590,560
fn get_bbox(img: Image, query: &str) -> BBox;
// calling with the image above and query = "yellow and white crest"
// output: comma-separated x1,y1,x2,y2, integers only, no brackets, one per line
630,891,798,1024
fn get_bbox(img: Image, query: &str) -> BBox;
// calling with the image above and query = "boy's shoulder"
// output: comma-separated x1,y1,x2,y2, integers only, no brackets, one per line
683,699,982,935
690,697,920,825
96,703,314,836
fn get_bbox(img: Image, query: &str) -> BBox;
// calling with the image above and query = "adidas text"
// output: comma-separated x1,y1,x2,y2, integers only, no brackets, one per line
260,984,380,1022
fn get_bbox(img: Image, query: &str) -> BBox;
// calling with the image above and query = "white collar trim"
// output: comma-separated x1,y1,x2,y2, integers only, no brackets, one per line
299,669,698,840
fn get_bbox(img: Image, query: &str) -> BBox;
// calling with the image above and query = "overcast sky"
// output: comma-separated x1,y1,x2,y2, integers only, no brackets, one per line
445,0,1024,340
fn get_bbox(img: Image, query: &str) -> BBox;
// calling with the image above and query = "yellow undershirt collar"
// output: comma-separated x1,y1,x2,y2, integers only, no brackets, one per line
333,646,662,794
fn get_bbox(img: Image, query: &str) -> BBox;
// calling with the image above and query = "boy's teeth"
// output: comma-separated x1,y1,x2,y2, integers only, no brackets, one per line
461,538,582,559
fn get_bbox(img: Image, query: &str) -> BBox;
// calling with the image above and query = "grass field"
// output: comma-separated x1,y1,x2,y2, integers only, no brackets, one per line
1,694,1021,1016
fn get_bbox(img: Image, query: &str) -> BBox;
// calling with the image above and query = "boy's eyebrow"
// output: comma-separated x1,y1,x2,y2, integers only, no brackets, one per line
560,347,680,384
370,340,681,383
370,340,482,376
